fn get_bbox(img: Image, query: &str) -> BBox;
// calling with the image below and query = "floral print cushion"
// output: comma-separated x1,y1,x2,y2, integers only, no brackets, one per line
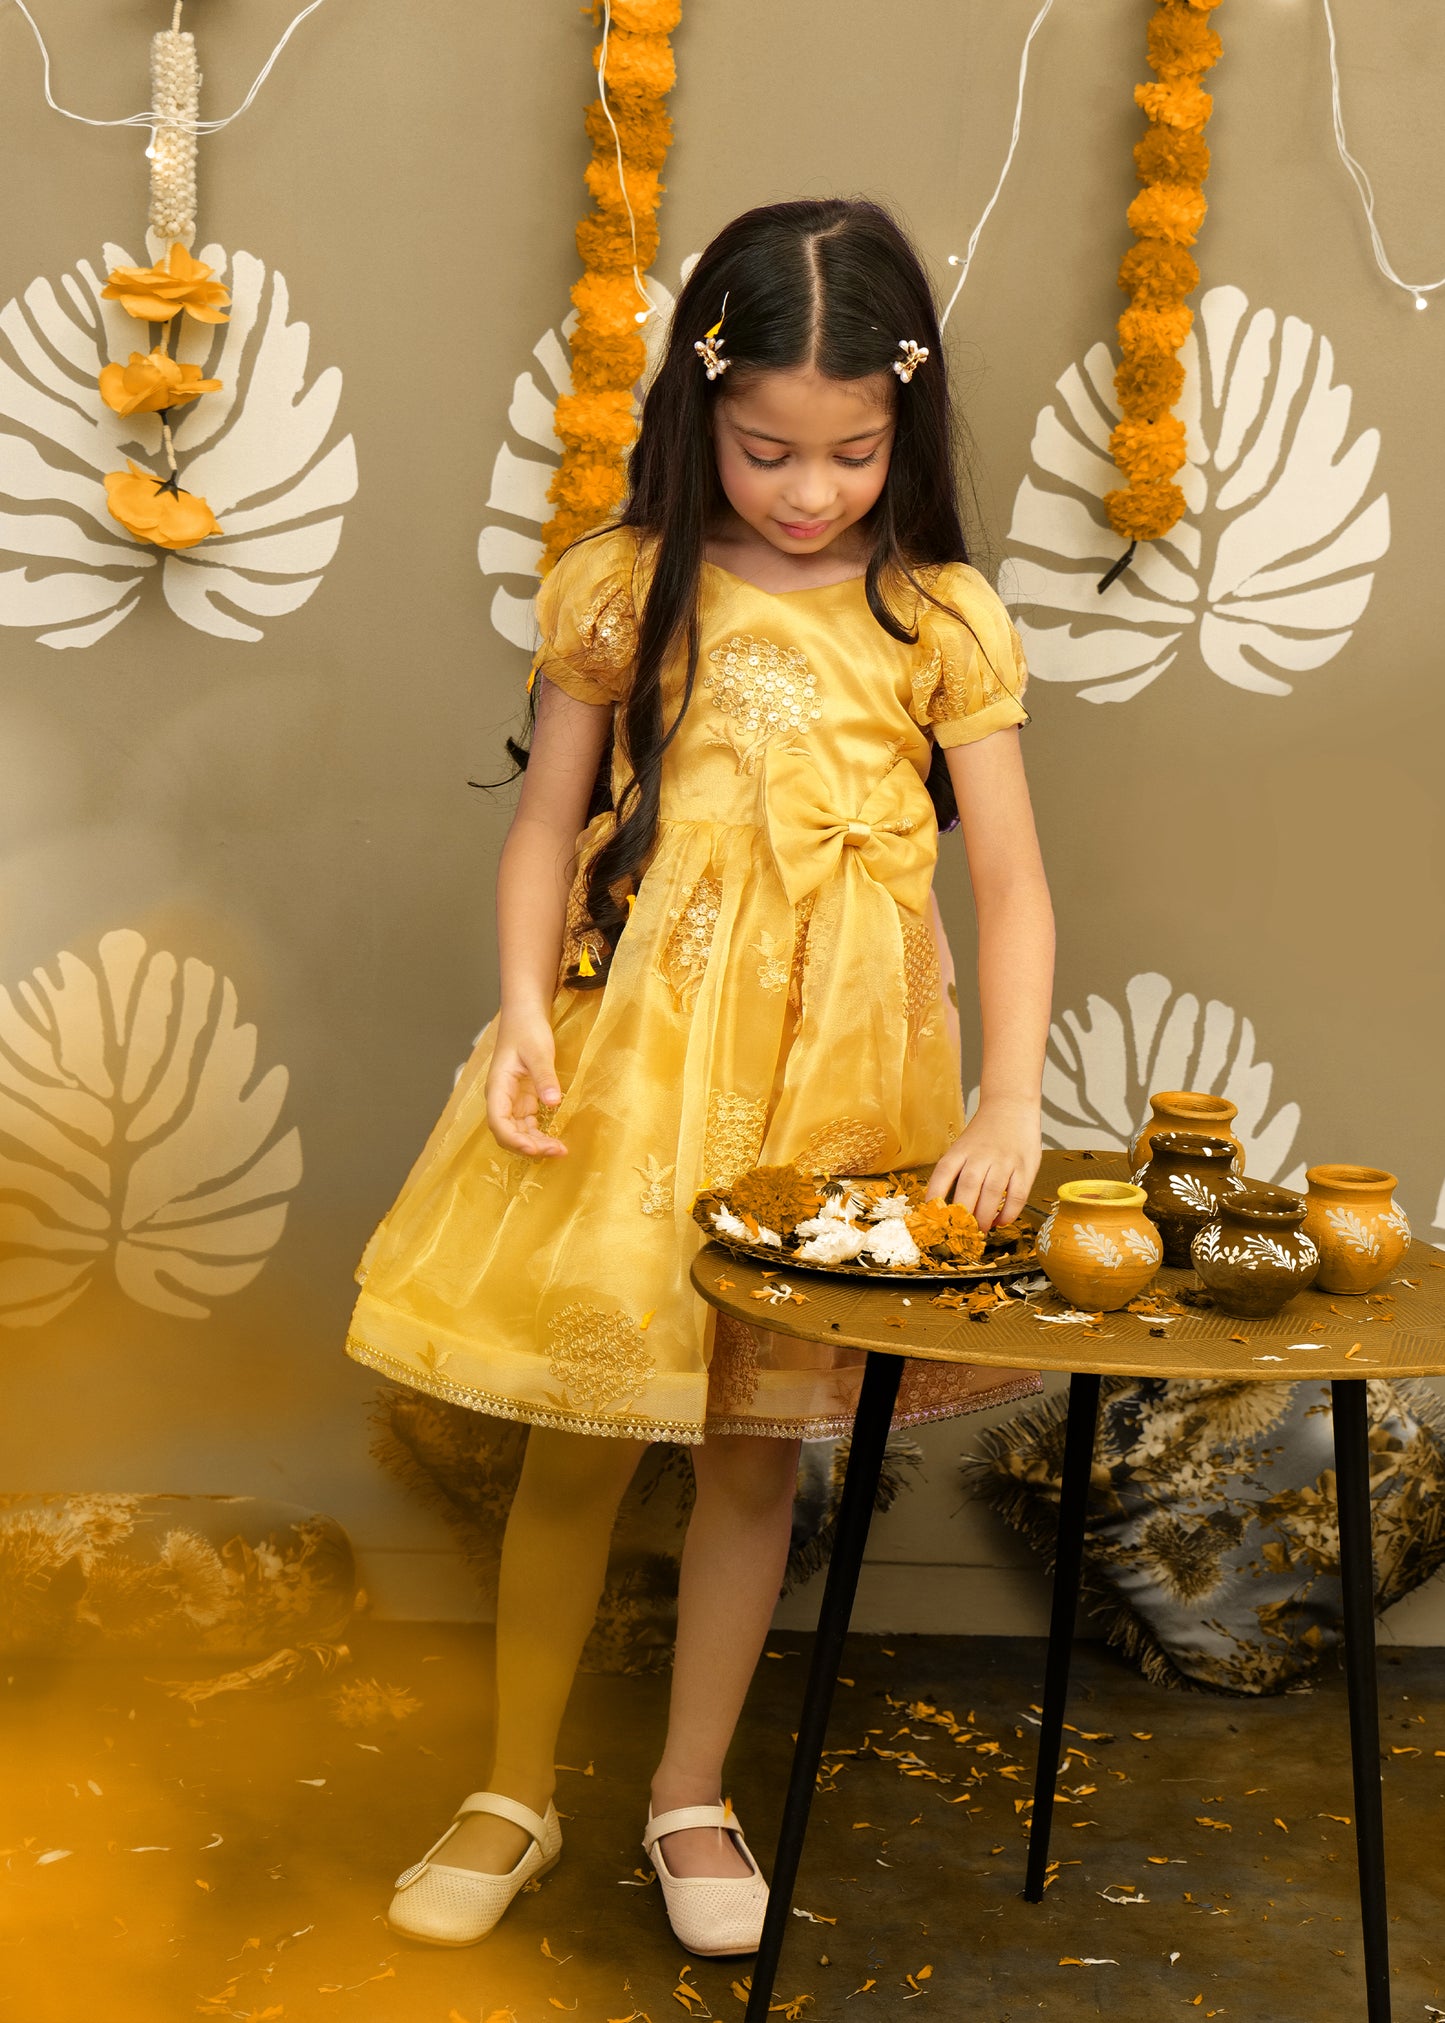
0,1493,356,1658
963,1377,1445,1694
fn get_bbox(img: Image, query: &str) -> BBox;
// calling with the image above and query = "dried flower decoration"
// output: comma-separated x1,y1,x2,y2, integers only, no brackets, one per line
905,1197,987,1264
730,1163,822,1236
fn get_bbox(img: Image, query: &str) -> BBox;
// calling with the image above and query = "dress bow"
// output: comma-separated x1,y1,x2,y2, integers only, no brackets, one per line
761,746,937,915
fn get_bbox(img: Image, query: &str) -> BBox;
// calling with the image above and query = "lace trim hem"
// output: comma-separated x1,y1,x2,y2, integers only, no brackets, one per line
702,1369,1044,1442
344,1333,708,1443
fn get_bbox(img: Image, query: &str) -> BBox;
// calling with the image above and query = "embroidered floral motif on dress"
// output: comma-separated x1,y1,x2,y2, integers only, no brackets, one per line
798,1118,890,1174
546,1303,656,1415
901,915,942,1051
634,1155,676,1217
910,641,1015,726
750,928,791,994
657,873,723,1013
703,634,824,772
702,1091,768,1189
707,1312,763,1415
575,579,637,678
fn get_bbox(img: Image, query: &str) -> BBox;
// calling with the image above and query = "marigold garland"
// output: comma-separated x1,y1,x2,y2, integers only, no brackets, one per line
1103,0,1223,570
541,0,681,569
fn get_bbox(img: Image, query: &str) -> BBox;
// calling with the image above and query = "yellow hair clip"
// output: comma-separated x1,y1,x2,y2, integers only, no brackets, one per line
694,290,732,379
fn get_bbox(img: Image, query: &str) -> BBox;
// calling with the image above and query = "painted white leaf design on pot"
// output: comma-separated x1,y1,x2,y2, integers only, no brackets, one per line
1324,1206,1381,1259
1168,1172,1217,1214
1002,284,1389,702
0,928,302,1325
477,263,689,657
0,243,356,648
969,970,1306,1188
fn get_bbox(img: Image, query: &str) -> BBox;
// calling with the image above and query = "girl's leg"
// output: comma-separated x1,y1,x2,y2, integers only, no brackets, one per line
438,1422,649,1875
649,1430,803,1878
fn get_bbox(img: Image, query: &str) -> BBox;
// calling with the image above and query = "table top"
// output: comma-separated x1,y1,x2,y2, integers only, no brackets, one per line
689,1149,1445,1381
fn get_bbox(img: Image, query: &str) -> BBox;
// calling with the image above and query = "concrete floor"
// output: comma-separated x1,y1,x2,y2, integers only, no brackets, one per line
3,1626,1443,2023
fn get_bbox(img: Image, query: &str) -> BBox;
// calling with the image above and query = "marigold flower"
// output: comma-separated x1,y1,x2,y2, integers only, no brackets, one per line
553,390,640,456
1147,5,1222,81
1117,238,1200,307
585,155,664,219
571,268,651,337
102,241,231,323
592,32,676,102
905,1197,987,1264
98,346,221,416
1133,78,1213,131
1118,301,1195,358
584,97,673,170
104,461,221,548
596,0,682,33
1114,352,1185,420
1134,125,1210,185
1127,182,1209,246
576,213,660,274
1110,415,1189,483
571,333,649,393
1104,477,1186,543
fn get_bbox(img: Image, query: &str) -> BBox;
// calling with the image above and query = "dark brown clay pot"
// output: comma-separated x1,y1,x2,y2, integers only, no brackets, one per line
1134,1129,1245,1267
1129,1090,1245,1176
1190,1184,1321,1317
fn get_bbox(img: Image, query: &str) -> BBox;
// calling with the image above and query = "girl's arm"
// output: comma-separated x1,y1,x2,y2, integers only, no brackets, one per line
926,726,1055,1228
485,674,613,1159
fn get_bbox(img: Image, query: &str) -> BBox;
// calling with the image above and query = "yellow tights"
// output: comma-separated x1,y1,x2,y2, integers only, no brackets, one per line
436,1421,801,1881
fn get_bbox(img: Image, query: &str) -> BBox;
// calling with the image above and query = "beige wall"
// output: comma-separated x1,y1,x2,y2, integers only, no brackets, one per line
1,1,1441,1641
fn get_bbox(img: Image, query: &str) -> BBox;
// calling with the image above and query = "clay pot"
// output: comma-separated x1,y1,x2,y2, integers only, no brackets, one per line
1036,1180,1162,1310
1190,1184,1321,1317
1129,1090,1245,1175
1135,1130,1246,1267
1302,1164,1412,1294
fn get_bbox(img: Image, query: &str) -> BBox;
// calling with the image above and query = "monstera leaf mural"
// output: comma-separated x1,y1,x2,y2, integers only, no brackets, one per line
1004,285,1389,701
0,244,357,647
477,263,690,656
0,928,302,1325
968,970,1305,1187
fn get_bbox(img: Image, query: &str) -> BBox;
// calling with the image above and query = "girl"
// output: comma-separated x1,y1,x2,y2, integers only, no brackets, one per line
345,196,1054,1959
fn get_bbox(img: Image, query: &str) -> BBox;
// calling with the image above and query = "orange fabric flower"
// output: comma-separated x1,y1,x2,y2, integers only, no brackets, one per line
102,242,231,324
104,461,221,548
98,347,221,416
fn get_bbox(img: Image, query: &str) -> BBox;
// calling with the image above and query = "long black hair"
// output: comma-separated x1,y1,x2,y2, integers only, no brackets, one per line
488,196,986,987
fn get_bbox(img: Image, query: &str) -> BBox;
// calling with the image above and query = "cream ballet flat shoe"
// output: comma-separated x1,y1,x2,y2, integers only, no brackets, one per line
642,1800,770,1956
386,1789,562,1946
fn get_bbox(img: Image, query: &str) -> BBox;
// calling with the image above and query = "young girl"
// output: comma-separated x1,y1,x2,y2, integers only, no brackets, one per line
345,196,1054,1959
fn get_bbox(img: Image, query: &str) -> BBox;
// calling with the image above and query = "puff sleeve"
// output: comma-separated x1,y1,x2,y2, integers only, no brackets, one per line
529,523,640,707
906,562,1031,748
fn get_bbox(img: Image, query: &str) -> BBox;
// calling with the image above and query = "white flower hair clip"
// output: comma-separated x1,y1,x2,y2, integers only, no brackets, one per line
694,290,732,379
893,339,930,383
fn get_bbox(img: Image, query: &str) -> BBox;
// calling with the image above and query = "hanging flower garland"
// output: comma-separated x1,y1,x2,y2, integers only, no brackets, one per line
1100,0,1222,591
99,7,228,552
540,0,681,573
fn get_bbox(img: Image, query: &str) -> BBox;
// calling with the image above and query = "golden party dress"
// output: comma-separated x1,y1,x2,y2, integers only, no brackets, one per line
345,525,1043,1442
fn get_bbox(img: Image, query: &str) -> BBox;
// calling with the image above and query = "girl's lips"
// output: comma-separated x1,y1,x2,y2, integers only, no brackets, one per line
777,519,833,539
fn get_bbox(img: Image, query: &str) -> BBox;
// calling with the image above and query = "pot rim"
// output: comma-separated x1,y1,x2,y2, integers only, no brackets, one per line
1148,1130,1238,1161
1305,1162,1398,1193
1220,1184,1307,1224
1147,1090,1239,1119
1057,1180,1148,1209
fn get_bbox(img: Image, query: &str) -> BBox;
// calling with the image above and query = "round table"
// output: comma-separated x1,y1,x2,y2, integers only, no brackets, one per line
690,1147,1445,2023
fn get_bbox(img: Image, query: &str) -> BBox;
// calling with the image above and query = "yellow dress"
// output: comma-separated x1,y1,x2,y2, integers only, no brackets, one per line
345,525,1043,1442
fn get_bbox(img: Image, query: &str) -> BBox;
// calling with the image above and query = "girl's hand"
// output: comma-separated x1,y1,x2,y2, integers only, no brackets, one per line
925,1096,1042,1230
485,1010,568,1158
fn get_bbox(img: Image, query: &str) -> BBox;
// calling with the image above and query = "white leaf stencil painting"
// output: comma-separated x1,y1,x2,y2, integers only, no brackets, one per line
967,970,1306,1188
477,263,691,656
0,245,357,647
1003,285,1389,701
0,928,302,1326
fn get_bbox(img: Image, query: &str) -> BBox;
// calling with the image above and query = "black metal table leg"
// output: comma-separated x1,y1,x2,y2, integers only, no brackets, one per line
744,1348,903,2023
1332,1377,1392,2022
1023,1372,1102,1902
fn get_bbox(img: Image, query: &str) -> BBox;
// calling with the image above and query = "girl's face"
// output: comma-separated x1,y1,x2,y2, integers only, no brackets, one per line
711,364,896,556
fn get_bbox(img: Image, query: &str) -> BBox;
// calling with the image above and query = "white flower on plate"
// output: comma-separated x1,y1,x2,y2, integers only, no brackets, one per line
866,1194,914,1221
795,1222,869,1265
861,1220,922,1269
711,1207,752,1241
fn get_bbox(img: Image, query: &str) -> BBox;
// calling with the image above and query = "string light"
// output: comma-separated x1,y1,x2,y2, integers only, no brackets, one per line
9,0,328,141
595,0,660,327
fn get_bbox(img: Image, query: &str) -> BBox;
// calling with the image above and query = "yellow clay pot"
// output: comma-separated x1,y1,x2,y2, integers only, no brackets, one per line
1035,1179,1162,1311
1302,1163,1411,1294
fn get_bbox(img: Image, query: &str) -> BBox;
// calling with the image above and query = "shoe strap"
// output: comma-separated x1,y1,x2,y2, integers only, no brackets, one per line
644,1801,739,1847
454,1789,551,1843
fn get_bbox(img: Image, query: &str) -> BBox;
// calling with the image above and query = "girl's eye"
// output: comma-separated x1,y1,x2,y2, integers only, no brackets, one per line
837,449,881,468
741,449,787,470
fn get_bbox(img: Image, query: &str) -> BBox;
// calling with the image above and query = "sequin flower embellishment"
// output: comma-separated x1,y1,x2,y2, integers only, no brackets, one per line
703,634,823,772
